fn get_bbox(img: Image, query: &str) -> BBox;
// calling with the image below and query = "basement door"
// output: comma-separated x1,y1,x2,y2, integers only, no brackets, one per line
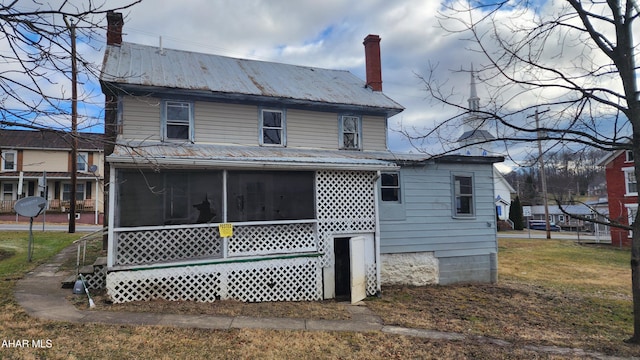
334,236,367,304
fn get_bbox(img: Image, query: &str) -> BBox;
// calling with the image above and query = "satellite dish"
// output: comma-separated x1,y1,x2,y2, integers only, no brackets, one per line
89,164,98,173
14,196,47,218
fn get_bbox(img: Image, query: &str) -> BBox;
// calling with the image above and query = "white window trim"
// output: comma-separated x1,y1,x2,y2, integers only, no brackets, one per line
161,100,195,142
1,150,17,172
625,150,634,163
259,108,286,146
380,172,401,203
339,115,362,150
2,182,16,201
452,172,475,218
622,166,637,196
77,152,89,172
625,203,637,237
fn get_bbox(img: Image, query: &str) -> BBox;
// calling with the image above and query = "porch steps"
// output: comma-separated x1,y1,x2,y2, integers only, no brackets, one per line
61,256,107,290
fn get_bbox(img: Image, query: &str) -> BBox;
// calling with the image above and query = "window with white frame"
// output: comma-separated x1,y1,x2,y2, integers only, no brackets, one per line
381,172,400,202
260,109,285,146
626,150,634,162
77,152,88,172
1,150,17,171
453,174,474,217
623,167,637,195
162,100,193,141
626,203,638,237
339,115,361,150
2,183,14,200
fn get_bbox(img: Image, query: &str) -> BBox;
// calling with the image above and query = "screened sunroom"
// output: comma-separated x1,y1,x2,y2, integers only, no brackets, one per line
105,144,396,304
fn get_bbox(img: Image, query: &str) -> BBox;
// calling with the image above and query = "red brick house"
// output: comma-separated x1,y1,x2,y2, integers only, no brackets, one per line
598,149,637,247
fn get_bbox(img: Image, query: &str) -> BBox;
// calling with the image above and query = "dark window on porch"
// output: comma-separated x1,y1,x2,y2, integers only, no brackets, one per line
227,171,314,222
117,170,223,227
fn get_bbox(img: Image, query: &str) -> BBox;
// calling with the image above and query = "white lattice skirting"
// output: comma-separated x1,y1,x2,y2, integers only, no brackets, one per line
106,256,322,303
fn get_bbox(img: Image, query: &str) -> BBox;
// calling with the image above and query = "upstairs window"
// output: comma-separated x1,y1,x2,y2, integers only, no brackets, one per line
162,100,193,141
381,172,400,202
77,152,88,172
339,115,361,150
260,109,285,146
626,150,634,162
624,167,637,195
453,174,475,217
1,151,16,171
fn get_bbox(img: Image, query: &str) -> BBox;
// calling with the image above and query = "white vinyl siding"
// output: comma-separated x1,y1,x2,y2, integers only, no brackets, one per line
287,109,338,149
196,102,257,145
121,96,161,141
362,115,387,151
120,96,389,151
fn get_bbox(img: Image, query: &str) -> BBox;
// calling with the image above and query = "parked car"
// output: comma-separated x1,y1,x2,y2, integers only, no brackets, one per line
528,220,561,231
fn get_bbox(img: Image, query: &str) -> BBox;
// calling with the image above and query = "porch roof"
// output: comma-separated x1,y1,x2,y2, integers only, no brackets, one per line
107,142,401,171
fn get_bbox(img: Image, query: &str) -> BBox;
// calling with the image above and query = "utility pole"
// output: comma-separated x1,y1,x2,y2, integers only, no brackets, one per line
532,108,551,239
65,17,77,233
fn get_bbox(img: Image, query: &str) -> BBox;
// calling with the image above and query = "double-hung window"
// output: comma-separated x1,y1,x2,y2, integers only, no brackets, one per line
260,109,285,146
623,167,637,195
453,174,475,217
626,150,634,162
381,172,400,202
77,152,88,172
162,100,194,141
1,151,16,172
339,115,361,150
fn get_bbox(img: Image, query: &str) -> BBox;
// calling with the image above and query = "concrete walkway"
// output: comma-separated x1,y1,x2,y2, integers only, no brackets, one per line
13,245,627,359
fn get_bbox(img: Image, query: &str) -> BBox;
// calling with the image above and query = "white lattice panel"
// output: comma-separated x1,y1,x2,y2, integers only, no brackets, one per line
106,257,322,303
366,263,377,296
228,222,317,257
84,266,106,290
115,226,222,265
316,171,377,268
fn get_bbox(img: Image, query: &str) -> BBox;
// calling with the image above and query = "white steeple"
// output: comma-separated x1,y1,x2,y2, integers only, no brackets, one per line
468,64,480,112
457,63,495,156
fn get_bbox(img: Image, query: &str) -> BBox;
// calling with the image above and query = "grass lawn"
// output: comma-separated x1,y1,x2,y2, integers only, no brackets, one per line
1,232,639,359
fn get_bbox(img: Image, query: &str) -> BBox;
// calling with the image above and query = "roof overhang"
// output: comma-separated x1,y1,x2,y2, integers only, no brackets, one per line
107,142,400,171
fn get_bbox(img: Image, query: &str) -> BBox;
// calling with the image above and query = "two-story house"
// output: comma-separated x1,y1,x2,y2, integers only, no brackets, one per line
100,12,503,304
0,129,104,224
598,148,636,246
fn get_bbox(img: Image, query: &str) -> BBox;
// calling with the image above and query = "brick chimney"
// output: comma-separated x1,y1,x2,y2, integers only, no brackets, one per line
106,11,123,46
363,34,382,91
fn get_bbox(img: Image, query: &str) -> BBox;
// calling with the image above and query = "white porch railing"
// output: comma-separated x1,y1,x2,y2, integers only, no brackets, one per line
112,219,318,267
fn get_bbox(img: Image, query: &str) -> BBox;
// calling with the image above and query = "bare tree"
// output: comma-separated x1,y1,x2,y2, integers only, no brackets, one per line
407,0,640,343
0,0,140,131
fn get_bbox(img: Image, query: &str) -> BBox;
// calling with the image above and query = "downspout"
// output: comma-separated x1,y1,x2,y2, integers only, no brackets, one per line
373,170,382,296
107,164,116,268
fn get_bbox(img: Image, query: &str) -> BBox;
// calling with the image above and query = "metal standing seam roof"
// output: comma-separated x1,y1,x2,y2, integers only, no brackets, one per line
107,142,503,170
108,142,400,170
100,42,404,115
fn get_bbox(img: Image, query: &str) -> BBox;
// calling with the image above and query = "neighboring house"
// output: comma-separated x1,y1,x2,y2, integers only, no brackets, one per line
494,168,515,224
0,129,104,224
529,204,606,233
598,148,636,246
99,12,503,304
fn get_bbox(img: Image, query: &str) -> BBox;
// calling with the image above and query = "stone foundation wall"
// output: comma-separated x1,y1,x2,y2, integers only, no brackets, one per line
380,252,439,286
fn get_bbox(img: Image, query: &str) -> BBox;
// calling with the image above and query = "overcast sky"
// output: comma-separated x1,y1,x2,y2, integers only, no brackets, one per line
97,0,486,154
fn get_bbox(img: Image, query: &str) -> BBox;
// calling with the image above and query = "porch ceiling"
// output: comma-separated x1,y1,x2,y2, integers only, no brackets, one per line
107,142,400,171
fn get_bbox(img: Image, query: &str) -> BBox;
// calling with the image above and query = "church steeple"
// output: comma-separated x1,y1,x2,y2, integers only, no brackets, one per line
468,64,480,112
457,63,495,156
